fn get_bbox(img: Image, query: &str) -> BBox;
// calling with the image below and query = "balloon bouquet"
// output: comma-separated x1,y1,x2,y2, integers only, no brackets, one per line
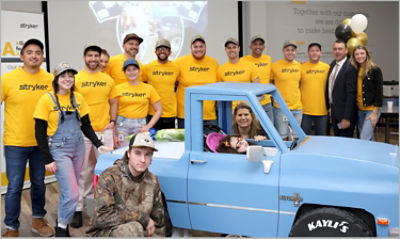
334,14,368,55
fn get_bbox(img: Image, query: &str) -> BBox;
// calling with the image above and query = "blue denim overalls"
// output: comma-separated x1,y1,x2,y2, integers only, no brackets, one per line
47,92,85,225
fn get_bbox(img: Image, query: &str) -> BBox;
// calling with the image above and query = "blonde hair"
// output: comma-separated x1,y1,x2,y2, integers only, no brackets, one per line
350,45,376,79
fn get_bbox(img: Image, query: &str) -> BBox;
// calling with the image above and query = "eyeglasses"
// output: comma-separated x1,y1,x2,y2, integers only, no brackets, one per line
156,47,170,52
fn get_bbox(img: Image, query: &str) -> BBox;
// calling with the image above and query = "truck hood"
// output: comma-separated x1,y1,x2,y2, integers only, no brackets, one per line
296,136,398,168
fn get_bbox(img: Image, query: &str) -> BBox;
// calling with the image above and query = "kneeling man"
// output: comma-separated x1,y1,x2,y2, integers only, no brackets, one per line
86,132,165,237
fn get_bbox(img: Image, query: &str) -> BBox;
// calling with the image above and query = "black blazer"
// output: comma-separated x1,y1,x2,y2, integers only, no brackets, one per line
325,58,358,122
360,66,383,107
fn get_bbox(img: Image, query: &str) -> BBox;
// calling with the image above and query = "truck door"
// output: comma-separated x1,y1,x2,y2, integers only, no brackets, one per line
187,150,280,237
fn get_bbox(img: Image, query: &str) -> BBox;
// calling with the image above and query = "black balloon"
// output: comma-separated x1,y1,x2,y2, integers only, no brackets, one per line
335,24,353,42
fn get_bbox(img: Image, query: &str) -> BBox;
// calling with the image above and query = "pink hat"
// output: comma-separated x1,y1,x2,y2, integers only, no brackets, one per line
206,132,226,153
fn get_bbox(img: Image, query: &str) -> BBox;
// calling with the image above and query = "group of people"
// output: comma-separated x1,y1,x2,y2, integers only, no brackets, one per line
1,30,383,237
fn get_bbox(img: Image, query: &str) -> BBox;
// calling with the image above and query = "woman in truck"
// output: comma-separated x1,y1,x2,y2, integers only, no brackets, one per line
233,102,267,141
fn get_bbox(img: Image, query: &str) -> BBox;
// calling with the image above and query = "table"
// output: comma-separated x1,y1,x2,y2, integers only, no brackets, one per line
380,105,399,143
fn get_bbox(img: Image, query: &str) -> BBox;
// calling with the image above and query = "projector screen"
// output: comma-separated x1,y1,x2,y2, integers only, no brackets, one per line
47,0,238,70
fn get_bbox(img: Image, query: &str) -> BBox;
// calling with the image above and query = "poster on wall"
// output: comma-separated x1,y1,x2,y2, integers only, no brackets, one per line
1,10,48,192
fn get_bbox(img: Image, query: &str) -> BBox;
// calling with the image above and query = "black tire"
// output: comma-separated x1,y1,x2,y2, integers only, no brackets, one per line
289,207,373,237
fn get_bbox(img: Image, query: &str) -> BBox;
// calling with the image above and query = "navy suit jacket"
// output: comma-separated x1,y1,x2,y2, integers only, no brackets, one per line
325,58,358,122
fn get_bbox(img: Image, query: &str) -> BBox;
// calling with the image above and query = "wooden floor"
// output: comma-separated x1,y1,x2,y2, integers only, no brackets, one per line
1,127,398,237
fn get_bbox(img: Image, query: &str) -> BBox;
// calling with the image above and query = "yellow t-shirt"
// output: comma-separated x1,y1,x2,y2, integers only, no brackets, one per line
75,70,119,131
271,59,302,110
104,53,144,85
142,60,179,117
217,58,259,83
33,92,90,137
300,61,330,115
175,54,219,120
242,54,272,105
357,67,374,111
1,68,53,146
116,82,160,118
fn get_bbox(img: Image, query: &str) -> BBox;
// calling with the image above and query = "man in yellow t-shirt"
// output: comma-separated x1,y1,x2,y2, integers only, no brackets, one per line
72,44,120,227
271,40,302,140
242,35,273,122
142,39,179,129
175,35,219,128
105,33,144,85
300,42,330,135
1,39,54,237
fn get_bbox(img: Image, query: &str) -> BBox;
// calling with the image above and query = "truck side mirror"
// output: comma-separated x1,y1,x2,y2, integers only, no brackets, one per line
247,145,274,174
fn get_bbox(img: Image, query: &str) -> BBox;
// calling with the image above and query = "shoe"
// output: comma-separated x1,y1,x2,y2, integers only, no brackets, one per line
2,228,19,237
32,218,54,237
70,211,82,228
55,225,70,237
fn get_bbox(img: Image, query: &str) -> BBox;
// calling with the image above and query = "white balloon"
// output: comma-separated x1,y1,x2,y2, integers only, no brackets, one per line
351,14,368,34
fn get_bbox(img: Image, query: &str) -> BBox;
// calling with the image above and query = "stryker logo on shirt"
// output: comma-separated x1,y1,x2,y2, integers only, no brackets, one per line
53,104,80,111
81,81,107,88
255,62,268,67
121,92,146,98
306,69,326,74
224,70,245,76
282,68,299,73
189,66,210,72
19,84,49,91
152,70,174,76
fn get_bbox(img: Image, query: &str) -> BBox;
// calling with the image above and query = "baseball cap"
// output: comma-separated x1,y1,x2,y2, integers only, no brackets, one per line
123,33,143,44
283,40,297,49
224,37,239,47
53,62,78,77
250,35,265,44
191,35,205,45
129,132,158,151
21,38,44,54
155,39,171,49
83,43,102,55
123,58,140,71
308,42,322,51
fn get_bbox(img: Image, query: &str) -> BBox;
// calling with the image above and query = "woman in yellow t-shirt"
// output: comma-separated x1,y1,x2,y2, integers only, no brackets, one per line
33,63,110,236
115,59,162,147
350,45,383,141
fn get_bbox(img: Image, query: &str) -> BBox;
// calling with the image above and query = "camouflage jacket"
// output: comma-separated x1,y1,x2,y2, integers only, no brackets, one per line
86,159,165,237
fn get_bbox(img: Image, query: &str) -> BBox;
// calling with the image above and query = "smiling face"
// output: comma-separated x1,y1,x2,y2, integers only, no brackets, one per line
127,147,153,177
57,71,75,93
99,53,109,72
250,39,265,58
84,50,100,71
225,43,240,61
283,46,297,62
308,45,322,63
156,46,171,63
235,108,253,129
333,42,348,62
191,40,206,60
123,39,140,58
353,48,367,65
20,44,44,68
229,136,249,153
124,65,140,81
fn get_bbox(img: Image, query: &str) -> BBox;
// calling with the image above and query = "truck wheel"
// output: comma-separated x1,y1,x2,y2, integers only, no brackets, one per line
289,207,373,237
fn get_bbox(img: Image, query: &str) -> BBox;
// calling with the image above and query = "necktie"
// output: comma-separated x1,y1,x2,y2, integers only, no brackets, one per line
328,63,340,104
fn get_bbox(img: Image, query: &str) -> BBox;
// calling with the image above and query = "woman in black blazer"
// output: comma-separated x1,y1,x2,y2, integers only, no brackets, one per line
350,45,383,141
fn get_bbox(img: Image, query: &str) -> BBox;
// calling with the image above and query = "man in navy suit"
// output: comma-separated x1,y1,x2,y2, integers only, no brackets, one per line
325,40,358,137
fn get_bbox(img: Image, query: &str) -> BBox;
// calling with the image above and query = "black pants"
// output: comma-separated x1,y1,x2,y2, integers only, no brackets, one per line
147,116,176,130
331,116,356,138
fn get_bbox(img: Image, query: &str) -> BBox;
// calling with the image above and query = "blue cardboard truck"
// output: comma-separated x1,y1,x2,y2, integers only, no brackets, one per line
95,82,398,237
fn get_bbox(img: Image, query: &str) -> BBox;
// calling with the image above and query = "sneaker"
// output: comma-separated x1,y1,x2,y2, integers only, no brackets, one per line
32,218,54,237
70,211,82,228
2,229,19,237
55,225,70,237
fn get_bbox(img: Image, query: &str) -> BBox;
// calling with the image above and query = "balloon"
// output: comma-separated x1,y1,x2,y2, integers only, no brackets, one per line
356,32,368,45
335,24,353,42
351,14,368,34
342,18,351,26
347,37,363,55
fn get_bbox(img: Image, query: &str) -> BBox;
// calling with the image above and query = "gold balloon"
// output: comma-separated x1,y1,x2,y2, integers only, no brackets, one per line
347,37,363,55
356,32,368,45
342,18,351,26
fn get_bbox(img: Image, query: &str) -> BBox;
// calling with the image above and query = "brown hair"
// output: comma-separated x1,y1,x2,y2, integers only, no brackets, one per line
101,48,110,58
216,135,243,154
232,102,262,138
350,45,376,79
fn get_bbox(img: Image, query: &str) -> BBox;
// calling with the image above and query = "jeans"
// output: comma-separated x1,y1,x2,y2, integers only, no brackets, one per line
358,110,381,141
76,129,113,211
4,146,47,230
301,114,328,135
262,103,274,125
115,116,146,147
273,107,302,139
